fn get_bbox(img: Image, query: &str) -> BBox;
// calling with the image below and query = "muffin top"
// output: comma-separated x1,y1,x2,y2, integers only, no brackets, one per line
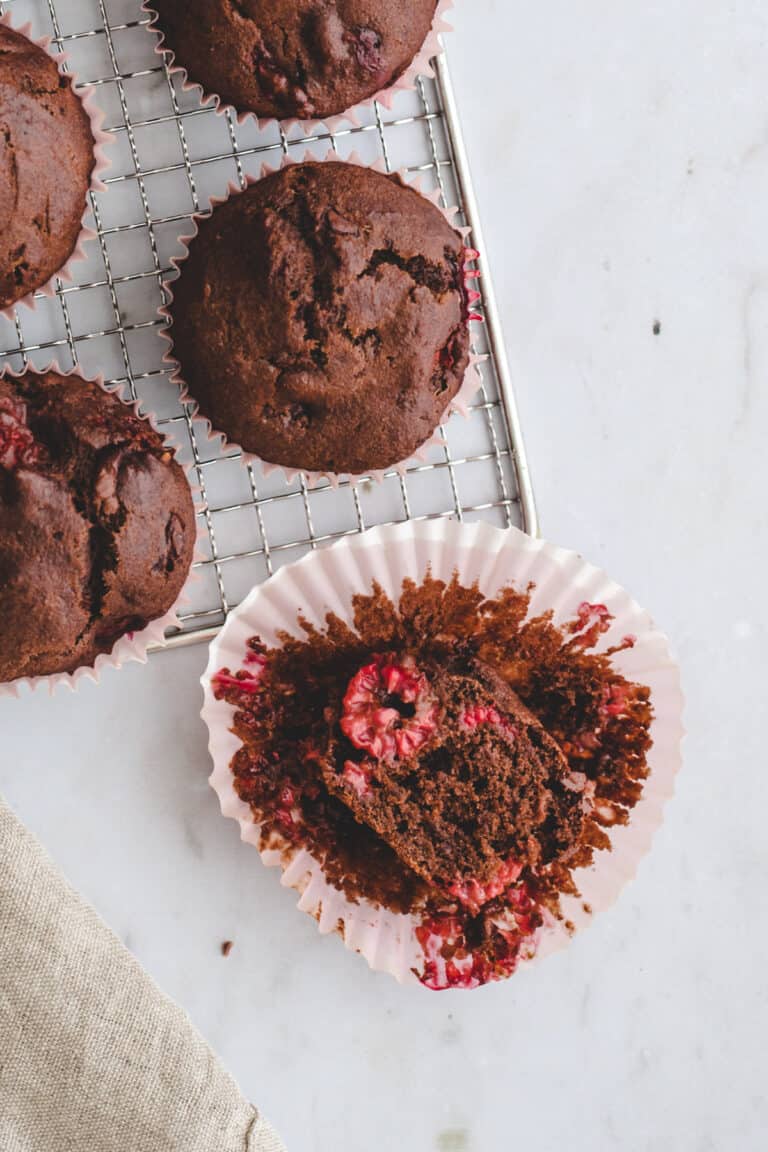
0,372,196,683
151,0,439,121
168,161,470,476
0,24,96,312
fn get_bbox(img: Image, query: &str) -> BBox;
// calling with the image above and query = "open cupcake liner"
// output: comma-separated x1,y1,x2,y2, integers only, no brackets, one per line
0,361,205,699
159,147,485,491
0,13,111,324
201,520,684,988
143,0,454,137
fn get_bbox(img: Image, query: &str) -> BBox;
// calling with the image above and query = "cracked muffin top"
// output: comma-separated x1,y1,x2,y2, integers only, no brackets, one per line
0,23,96,312
0,371,196,683
150,0,439,121
168,161,471,476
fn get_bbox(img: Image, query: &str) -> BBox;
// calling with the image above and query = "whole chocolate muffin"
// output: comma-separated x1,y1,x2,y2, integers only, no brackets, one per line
0,24,96,312
0,371,196,684
150,0,439,121
169,161,471,476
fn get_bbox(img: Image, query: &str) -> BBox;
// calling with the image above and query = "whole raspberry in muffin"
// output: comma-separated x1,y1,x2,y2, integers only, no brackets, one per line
323,655,585,893
211,575,653,989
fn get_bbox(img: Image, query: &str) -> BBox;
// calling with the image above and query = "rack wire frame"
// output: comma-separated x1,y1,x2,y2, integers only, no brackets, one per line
0,0,538,650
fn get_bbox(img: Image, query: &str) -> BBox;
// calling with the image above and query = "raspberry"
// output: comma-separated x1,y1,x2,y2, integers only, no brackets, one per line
340,655,439,761
0,398,38,471
575,602,611,630
344,27,384,75
460,703,502,728
447,858,523,915
212,665,264,696
244,640,268,667
342,759,373,798
417,917,509,991
417,876,540,989
600,682,631,719
459,703,518,740
274,785,302,835
434,328,464,376
488,889,537,942
416,916,478,991
568,602,613,649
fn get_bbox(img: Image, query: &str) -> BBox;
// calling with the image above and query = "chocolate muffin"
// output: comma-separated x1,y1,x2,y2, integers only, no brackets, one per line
168,161,471,476
322,656,584,892
0,24,96,312
0,371,196,684
150,0,439,121
211,574,654,988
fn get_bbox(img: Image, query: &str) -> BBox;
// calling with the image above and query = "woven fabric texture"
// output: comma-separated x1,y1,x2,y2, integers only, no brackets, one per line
0,797,285,1152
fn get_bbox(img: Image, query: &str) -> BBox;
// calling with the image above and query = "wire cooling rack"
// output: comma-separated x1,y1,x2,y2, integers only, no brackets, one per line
0,0,537,647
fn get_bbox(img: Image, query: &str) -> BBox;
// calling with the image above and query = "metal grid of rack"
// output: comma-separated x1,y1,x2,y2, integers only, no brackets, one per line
0,0,537,648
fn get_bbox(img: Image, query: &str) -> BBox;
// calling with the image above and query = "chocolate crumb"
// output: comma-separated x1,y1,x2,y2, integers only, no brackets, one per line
221,940,234,958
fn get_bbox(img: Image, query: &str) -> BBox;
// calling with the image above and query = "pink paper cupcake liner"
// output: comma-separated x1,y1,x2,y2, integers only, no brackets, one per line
160,148,485,490
0,362,204,699
143,0,454,136
0,13,111,324
201,520,684,989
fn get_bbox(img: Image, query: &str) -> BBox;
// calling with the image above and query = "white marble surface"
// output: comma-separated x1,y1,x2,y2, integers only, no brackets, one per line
2,1,767,1149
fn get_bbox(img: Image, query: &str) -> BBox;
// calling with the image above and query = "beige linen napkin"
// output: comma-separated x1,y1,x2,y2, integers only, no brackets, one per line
0,797,285,1152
